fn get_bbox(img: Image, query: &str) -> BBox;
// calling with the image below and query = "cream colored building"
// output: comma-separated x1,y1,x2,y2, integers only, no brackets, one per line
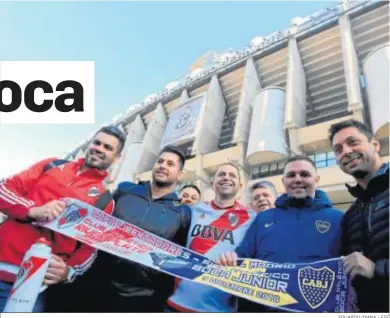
66,1,389,211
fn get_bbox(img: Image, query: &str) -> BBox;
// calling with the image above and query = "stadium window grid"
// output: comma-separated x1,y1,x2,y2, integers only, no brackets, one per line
250,151,337,180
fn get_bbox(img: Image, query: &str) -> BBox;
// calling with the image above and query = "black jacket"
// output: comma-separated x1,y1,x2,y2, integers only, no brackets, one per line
341,163,389,313
102,181,191,311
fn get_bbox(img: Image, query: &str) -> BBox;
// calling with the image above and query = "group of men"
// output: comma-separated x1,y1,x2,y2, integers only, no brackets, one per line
0,119,388,313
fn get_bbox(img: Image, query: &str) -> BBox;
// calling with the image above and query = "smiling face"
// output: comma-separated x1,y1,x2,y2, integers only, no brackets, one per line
152,151,183,188
250,187,276,213
180,187,200,206
84,132,121,170
212,164,241,200
331,127,381,179
282,160,319,199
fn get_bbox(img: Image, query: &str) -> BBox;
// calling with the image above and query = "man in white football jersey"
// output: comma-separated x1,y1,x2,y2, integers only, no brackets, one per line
165,163,257,312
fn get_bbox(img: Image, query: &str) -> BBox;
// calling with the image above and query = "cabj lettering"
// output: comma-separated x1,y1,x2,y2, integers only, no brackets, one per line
302,278,328,289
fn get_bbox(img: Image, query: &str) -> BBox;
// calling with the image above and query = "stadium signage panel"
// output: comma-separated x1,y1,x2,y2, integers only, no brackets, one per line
160,94,205,149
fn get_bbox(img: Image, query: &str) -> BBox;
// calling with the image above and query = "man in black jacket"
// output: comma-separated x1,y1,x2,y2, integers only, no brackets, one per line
329,119,389,313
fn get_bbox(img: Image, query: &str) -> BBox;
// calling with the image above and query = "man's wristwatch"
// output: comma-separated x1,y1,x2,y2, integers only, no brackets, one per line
65,266,77,283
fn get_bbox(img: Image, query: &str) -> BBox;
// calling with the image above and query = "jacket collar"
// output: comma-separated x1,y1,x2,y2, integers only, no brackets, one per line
346,162,389,200
275,189,332,210
373,162,389,178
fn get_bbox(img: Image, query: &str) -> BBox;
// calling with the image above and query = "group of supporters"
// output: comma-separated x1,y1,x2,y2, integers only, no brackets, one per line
0,119,388,313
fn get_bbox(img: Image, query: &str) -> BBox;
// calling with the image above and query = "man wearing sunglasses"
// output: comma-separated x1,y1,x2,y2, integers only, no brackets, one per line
0,126,126,312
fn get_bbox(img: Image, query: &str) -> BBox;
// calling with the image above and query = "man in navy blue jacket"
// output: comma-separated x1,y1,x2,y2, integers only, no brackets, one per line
71,145,191,313
217,155,344,311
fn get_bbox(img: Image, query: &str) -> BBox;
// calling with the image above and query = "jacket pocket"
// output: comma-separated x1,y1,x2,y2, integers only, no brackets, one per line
153,208,181,240
255,249,276,261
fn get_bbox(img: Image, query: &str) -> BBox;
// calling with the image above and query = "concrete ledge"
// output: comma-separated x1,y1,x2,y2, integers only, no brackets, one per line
296,115,354,153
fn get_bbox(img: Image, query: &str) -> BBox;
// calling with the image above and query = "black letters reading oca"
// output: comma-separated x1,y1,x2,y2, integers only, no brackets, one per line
0,80,84,113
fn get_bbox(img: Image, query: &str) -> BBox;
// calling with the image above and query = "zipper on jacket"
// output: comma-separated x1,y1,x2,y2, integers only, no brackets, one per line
359,201,369,254
67,174,80,187
66,170,86,187
296,208,301,220
67,179,77,187
160,206,166,218
368,202,373,233
140,202,151,225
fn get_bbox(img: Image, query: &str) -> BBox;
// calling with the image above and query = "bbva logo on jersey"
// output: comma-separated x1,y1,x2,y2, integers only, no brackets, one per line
191,224,235,244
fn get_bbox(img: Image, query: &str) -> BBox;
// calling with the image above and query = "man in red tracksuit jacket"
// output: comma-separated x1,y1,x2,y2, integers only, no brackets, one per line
0,126,126,312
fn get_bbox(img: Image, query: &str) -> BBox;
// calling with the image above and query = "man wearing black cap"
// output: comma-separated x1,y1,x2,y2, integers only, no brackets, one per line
92,145,191,312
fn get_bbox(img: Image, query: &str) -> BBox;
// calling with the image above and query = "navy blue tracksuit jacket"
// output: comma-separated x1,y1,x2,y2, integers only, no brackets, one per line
236,190,343,262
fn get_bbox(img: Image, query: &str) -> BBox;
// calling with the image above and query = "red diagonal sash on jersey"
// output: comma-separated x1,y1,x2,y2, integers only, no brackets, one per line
9,256,47,296
189,202,250,254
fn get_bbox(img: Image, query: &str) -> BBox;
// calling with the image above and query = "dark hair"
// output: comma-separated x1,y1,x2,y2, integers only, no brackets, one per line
250,180,277,198
328,119,373,144
284,155,317,171
180,184,201,197
159,145,186,170
214,163,241,181
97,125,126,153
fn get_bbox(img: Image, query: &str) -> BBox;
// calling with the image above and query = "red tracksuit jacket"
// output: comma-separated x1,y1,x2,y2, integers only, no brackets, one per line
0,157,114,282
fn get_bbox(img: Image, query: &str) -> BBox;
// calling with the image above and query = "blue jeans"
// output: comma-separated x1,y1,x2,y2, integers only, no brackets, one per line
0,281,45,312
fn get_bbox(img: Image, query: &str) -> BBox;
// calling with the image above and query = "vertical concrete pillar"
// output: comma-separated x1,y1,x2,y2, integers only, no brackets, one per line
192,75,227,155
233,57,262,144
110,114,146,186
339,13,364,121
285,31,306,155
137,103,167,173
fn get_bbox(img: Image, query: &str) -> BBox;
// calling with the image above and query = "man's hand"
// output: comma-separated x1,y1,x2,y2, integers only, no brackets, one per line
28,200,66,221
44,254,69,285
216,252,238,266
342,252,375,279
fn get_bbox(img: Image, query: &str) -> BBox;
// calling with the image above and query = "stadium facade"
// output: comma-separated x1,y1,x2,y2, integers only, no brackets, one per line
66,0,389,210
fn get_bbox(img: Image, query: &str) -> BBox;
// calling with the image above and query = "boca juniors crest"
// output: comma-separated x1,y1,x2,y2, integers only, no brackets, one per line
315,220,331,234
298,266,335,309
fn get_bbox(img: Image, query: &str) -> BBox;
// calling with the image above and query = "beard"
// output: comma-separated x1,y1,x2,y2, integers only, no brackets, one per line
84,159,109,170
84,153,109,170
154,179,174,188
352,169,370,179
343,156,371,180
